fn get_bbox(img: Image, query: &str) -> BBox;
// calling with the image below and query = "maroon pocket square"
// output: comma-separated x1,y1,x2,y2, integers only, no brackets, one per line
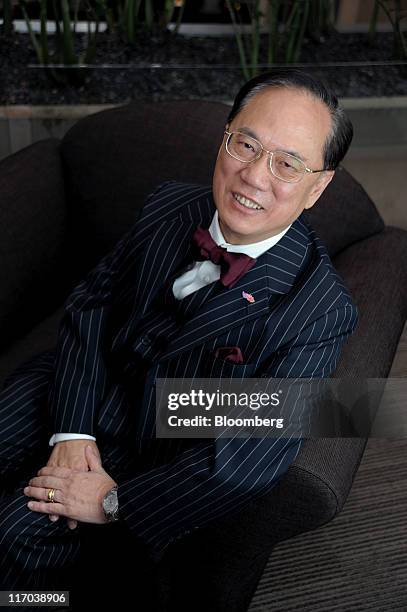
214,346,244,364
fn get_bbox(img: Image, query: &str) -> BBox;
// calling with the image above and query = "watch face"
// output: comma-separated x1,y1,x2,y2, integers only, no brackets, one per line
104,495,116,512
103,489,118,514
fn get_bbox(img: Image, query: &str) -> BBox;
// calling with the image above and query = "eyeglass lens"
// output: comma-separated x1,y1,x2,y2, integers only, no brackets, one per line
227,132,305,182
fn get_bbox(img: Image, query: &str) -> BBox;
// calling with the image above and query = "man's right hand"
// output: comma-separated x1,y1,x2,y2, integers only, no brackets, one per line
45,440,102,529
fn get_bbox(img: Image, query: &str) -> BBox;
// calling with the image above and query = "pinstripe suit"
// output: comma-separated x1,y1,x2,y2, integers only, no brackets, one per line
0,181,358,589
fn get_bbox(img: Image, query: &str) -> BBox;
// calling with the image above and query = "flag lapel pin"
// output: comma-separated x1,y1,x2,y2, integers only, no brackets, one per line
242,290,255,303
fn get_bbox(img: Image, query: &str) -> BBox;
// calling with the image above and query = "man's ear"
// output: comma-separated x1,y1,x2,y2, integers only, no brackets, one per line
304,170,335,210
216,123,230,159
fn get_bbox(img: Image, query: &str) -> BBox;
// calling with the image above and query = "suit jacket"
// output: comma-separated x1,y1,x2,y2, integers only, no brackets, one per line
47,181,358,559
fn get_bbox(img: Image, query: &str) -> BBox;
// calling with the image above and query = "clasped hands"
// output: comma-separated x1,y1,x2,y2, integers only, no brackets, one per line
23,440,116,529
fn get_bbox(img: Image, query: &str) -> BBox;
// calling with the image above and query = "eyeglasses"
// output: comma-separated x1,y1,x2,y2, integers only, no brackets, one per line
224,130,326,183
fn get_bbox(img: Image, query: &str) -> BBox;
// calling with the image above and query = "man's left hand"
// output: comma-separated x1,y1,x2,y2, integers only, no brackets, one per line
24,446,116,525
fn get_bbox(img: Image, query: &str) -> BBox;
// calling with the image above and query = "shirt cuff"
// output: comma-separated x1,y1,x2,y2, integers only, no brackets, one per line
49,433,97,447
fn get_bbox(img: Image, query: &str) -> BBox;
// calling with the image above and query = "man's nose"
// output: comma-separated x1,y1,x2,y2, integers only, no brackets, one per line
239,152,273,191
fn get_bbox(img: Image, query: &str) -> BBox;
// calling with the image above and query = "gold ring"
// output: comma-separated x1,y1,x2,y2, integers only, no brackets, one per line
47,488,56,503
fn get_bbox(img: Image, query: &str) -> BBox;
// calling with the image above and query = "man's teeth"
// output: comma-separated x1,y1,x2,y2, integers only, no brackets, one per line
234,194,263,210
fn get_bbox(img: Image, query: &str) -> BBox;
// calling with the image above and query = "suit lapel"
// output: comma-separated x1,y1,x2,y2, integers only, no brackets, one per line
263,214,311,294
112,188,214,350
135,188,215,315
137,218,194,314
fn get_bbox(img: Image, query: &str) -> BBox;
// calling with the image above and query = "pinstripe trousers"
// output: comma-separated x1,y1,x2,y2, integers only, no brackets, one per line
0,351,143,594
0,352,79,591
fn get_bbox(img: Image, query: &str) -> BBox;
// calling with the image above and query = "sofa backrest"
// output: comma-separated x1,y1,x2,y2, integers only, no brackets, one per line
60,101,384,271
0,139,69,350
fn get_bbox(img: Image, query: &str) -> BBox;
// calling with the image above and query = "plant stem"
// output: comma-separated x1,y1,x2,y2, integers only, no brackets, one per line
145,0,154,30
39,0,49,64
250,0,260,78
163,0,175,29
393,0,407,59
267,0,281,66
173,0,186,35
293,0,310,62
285,0,300,63
73,0,80,34
60,0,76,65
225,0,250,81
368,0,380,46
20,1,43,64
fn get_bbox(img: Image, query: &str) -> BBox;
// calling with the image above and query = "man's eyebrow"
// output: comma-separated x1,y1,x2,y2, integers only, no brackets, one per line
236,126,308,162
236,126,259,140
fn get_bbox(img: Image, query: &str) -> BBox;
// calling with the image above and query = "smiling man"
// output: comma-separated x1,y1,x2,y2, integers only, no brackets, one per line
0,70,357,602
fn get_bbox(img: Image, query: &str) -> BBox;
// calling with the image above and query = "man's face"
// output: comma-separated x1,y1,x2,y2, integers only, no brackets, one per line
212,87,335,244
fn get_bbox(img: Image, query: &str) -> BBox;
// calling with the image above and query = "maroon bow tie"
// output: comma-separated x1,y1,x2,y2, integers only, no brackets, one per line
192,226,256,288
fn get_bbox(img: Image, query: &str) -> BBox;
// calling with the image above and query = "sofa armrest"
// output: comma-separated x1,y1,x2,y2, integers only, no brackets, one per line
219,437,367,547
155,438,365,567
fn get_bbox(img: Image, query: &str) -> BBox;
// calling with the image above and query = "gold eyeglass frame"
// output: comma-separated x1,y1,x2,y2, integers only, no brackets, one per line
224,130,327,183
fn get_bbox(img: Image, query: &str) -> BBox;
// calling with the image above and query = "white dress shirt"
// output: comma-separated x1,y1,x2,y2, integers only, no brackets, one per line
49,212,291,446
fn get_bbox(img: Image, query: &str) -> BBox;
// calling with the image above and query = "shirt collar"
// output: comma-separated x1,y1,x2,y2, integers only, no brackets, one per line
209,210,292,259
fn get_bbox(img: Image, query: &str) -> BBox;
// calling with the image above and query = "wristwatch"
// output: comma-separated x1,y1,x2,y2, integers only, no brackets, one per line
102,485,119,522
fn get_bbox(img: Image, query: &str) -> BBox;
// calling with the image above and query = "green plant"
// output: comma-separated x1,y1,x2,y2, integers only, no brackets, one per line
369,0,407,59
306,0,333,42
115,0,186,43
225,0,262,80
226,0,335,81
119,0,141,43
20,0,106,85
283,0,311,64
267,0,281,66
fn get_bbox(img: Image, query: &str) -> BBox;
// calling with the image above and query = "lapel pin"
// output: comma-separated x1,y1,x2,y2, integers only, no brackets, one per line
242,291,255,303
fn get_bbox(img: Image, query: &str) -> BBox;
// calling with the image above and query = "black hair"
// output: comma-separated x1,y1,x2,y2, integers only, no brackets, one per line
227,69,353,170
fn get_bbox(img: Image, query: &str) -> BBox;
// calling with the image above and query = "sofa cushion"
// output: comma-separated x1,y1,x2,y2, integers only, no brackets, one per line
304,165,385,257
0,139,69,351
